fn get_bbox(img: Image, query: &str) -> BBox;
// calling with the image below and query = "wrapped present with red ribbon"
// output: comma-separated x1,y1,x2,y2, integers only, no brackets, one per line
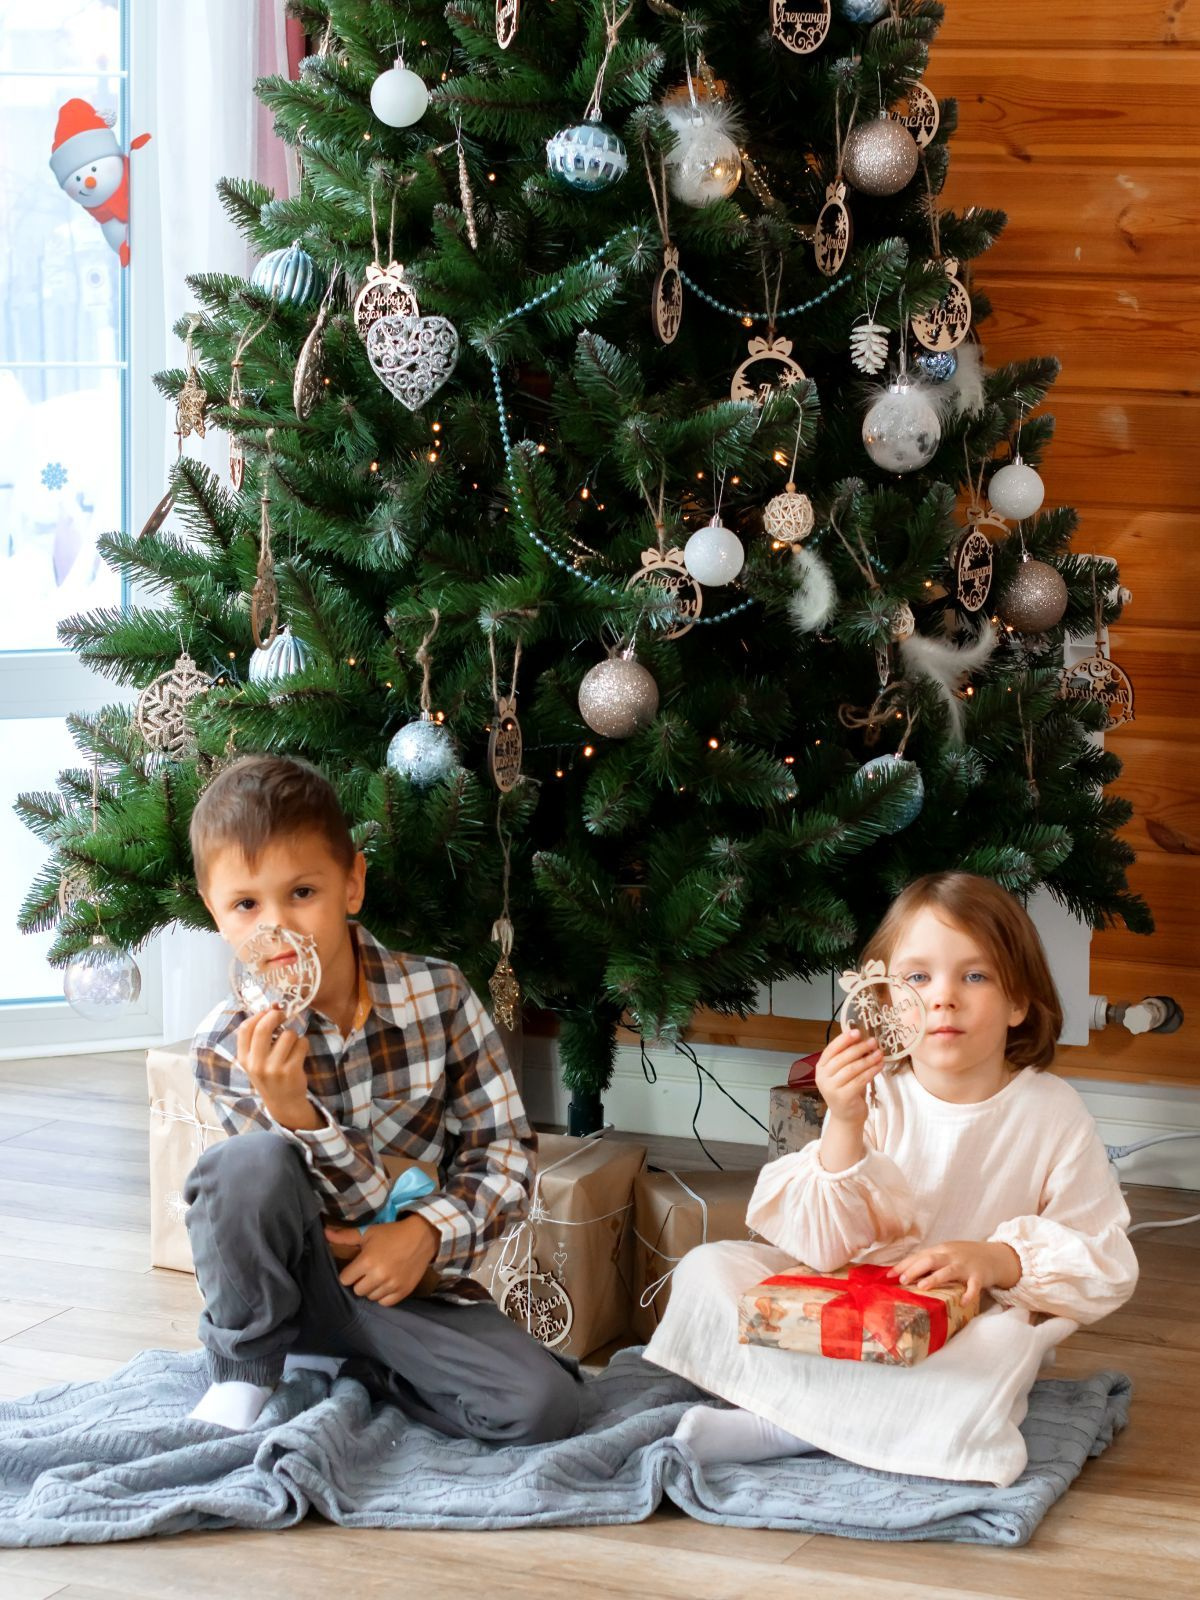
766,1052,826,1162
737,1262,977,1367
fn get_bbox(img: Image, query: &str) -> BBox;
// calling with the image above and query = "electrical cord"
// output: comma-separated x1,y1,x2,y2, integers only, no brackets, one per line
1107,1130,1200,1236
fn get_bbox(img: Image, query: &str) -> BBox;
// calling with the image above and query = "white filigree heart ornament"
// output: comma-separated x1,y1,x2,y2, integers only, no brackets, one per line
366,312,460,411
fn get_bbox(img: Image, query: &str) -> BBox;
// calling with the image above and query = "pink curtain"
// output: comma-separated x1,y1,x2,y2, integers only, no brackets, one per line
254,0,303,198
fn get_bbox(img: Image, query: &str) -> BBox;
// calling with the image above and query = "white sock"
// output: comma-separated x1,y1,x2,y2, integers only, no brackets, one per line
675,1404,817,1466
283,1352,345,1380
189,1380,275,1431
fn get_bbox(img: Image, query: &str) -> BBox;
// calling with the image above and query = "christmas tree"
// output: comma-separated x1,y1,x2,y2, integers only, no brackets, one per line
18,0,1150,1129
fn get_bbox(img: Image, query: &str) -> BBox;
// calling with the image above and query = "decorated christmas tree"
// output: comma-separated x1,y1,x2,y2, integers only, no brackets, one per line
18,0,1149,1130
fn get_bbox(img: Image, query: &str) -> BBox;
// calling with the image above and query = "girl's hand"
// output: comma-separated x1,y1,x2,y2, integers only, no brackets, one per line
324,1215,441,1306
235,1007,312,1125
888,1240,1022,1308
815,1027,885,1128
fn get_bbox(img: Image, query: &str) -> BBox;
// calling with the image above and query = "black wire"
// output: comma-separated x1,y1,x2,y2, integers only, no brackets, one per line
675,1038,770,1136
639,1040,658,1084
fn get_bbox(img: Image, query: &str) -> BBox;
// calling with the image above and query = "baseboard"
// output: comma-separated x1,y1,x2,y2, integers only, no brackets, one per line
521,1037,1200,1192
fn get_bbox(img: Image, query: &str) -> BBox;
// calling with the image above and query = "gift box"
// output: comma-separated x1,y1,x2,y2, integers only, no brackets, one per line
631,1167,760,1342
766,1053,827,1162
738,1262,977,1367
147,1044,228,1273
474,1133,647,1360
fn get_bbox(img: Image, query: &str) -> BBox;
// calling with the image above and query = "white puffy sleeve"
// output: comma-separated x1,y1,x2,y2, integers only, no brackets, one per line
746,1132,922,1272
988,1118,1138,1323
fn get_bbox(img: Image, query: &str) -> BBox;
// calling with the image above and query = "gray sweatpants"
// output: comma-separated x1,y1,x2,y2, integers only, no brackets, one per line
183,1131,582,1446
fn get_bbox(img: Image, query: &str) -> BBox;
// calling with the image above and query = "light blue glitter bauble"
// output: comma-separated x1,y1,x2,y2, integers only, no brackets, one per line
248,626,314,685
250,240,324,306
386,713,459,786
855,754,925,832
915,348,958,384
839,0,889,20
546,120,628,192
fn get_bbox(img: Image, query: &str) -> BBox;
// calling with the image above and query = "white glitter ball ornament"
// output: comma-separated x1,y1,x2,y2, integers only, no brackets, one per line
64,935,143,1021
683,515,746,585
988,457,1046,521
369,61,429,127
862,379,941,473
578,649,660,739
386,712,459,786
843,114,919,196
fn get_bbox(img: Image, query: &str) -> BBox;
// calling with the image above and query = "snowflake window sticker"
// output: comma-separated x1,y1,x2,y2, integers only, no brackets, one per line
837,958,927,1064
41,462,68,490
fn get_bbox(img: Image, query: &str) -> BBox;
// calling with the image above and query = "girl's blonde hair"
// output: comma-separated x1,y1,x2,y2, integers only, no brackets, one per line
861,872,1063,1071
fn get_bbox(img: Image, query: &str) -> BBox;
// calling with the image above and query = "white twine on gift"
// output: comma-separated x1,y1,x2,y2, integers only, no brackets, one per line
491,1130,636,1335
633,1170,711,1309
150,1090,224,1219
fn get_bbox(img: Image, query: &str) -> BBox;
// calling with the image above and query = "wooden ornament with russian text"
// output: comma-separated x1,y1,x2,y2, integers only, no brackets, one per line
652,244,683,345
626,546,703,640
487,694,524,792
814,181,852,277
911,259,972,353
770,0,831,55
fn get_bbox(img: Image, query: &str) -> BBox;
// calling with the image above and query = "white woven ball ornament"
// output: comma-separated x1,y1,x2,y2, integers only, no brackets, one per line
386,712,459,786
578,650,660,739
545,119,628,191
998,556,1068,633
763,484,815,545
366,313,459,411
862,379,941,473
64,935,143,1021
369,61,429,127
663,102,742,208
988,457,1045,522
843,114,919,196
683,516,745,585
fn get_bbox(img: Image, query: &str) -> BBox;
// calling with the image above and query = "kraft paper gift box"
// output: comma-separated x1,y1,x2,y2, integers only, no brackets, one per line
473,1132,647,1360
631,1166,761,1342
738,1262,978,1368
147,1044,228,1273
767,1052,827,1162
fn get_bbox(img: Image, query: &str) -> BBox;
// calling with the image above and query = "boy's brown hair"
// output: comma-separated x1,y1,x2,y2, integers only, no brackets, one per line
189,755,355,889
861,871,1063,1071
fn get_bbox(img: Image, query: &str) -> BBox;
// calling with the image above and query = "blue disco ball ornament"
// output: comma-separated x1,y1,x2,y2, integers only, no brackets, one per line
839,0,889,20
546,119,628,192
250,240,324,307
855,754,925,832
248,626,314,685
386,712,459,787
915,348,958,384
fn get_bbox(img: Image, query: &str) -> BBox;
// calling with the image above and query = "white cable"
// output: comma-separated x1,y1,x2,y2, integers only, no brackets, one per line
1107,1130,1200,1237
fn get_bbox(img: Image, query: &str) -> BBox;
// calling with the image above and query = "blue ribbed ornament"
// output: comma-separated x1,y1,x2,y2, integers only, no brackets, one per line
838,0,889,20
248,626,314,685
250,240,324,307
386,713,459,786
546,120,628,191
855,754,925,832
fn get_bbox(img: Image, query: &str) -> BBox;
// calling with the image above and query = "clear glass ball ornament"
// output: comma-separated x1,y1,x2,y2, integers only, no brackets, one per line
683,516,746,585
666,116,743,207
386,712,459,786
545,119,628,191
369,62,430,127
862,379,941,473
578,650,660,739
854,754,925,832
988,457,1046,521
63,935,143,1021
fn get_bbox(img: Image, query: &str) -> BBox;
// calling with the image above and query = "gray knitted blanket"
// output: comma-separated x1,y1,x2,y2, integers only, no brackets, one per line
0,1348,1129,1548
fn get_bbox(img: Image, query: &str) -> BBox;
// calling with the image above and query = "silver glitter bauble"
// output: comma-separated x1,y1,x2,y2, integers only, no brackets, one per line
839,0,889,18
63,935,142,1021
546,119,628,191
578,650,660,739
666,115,743,207
915,348,958,384
988,456,1046,521
997,557,1068,632
854,754,925,832
386,712,459,786
862,379,941,473
248,626,314,685
843,114,919,197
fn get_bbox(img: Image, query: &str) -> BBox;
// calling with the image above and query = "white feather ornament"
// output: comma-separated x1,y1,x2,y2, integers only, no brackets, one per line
898,622,997,742
787,545,837,634
931,340,988,419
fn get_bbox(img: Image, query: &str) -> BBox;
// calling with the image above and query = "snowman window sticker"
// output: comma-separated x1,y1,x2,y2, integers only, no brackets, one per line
49,99,150,268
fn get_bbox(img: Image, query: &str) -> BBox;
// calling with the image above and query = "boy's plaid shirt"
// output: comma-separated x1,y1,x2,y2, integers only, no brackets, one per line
191,923,535,1282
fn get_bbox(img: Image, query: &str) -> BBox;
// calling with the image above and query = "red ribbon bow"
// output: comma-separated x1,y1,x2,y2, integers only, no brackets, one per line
760,1264,949,1362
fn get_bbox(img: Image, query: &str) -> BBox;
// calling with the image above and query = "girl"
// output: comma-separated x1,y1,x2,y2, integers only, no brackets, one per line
643,872,1138,1487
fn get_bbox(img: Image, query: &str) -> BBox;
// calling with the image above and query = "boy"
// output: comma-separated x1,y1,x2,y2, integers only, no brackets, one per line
183,753,580,1443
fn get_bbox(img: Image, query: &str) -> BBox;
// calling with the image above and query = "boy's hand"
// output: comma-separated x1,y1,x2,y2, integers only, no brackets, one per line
324,1214,441,1306
815,1027,884,1128
236,1007,316,1127
888,1240,1022,1309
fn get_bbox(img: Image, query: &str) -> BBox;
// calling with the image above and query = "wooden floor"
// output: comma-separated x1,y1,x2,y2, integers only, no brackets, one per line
0,1054,1197,1599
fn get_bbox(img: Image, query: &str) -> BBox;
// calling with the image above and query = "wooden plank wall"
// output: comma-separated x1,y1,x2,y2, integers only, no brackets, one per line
688,3,1200,1088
